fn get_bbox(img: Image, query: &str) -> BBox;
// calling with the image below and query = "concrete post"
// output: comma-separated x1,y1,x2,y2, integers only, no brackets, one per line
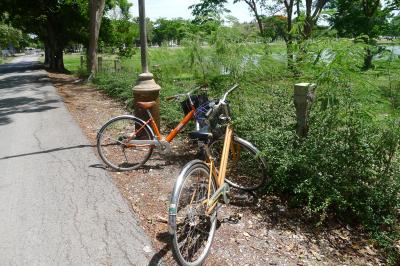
132,0,161,126
294,83,316,138
97,56,102,72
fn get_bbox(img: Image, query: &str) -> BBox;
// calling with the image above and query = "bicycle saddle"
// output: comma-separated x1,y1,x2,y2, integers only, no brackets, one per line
188,131,213,141
137,101,156,109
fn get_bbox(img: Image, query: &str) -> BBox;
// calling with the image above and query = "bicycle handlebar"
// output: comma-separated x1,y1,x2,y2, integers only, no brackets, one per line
165,85,207,102
221,84,239,103
205,84,239,118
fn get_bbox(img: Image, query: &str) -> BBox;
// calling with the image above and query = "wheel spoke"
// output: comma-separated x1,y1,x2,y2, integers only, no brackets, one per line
97,117,153,171
172,163,217,265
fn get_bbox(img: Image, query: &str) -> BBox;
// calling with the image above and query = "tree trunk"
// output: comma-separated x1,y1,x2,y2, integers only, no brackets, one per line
284,0,295,72
46,21,66,72
55,46,65,71
44,43,49,66
88,0,106,76
303,0,313,39
363,47,373,70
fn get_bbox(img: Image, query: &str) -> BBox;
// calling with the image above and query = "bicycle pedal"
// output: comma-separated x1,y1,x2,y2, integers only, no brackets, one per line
222,214,242,224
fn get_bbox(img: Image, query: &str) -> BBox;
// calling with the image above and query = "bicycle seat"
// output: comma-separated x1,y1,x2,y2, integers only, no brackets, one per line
137,101,156,109
189,131,213,141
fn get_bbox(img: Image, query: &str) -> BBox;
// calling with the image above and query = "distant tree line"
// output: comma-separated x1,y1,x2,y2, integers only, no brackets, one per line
0,0,399,72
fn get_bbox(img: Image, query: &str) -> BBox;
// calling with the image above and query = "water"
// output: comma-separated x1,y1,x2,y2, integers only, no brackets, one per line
219,44,400,74
384,45,400,55
375,45,400,60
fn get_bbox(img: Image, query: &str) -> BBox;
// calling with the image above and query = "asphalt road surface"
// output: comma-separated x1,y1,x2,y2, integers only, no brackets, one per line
0,56,158,265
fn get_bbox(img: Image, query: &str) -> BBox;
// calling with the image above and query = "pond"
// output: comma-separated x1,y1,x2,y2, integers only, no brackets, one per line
383,45,400,55
375,44,400,60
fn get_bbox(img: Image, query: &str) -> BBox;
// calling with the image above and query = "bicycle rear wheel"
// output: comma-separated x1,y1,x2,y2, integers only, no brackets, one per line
209,136,268,191
169,160,217,266
97,115,154,171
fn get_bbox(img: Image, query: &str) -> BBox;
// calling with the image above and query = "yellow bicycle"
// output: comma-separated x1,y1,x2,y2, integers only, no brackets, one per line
168,85,268,266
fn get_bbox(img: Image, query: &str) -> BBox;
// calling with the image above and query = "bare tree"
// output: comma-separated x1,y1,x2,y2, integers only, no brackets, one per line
302,0,328,39
241,0,265,36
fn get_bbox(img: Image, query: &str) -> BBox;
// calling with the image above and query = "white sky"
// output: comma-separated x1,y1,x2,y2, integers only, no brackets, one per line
128,0,254,22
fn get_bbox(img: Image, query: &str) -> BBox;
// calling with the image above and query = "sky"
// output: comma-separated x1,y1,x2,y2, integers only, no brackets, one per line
128,0,254,22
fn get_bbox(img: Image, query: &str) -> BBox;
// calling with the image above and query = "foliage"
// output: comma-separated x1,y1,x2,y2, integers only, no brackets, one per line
262,15,287,41
152,18,190,46
386,15,400,36
330,0,389,39
0,19,22,48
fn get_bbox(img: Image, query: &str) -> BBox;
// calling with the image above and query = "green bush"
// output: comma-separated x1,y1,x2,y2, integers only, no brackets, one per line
92,70,136,107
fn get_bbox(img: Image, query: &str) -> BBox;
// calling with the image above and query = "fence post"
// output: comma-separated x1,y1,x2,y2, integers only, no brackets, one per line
294,83,316,138
97,56,103,72
114,58,121,72
80,55,84,69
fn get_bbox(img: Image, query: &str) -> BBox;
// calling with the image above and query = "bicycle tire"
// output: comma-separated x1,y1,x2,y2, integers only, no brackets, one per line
169,160,217,266
97,115,154,171
209,136,268,191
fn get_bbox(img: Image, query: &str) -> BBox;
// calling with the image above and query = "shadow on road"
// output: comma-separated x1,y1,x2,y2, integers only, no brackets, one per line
0,61,59,127
148,232,171,266
0,144,96,160
0,60,42,75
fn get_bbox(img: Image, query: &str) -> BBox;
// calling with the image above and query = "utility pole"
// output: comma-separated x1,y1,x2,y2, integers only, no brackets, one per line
132,0,161,126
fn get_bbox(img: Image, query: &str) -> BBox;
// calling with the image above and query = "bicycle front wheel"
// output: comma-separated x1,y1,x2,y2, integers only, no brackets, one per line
209,136,268,191
97,115,154,171
169,160,217,266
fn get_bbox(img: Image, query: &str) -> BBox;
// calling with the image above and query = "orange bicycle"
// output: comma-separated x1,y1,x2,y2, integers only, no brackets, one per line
96,86,209,171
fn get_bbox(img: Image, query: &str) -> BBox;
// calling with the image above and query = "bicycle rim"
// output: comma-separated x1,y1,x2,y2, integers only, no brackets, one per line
209,136,267,191
171,162,217,266
97,116,154,171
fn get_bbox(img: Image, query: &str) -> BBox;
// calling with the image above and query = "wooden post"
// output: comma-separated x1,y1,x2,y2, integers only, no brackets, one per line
80,55,84,69
294,83,316,138
97,56,102,72
114,59,121,72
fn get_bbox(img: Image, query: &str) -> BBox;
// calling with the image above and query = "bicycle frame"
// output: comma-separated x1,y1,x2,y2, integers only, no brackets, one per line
124,106,196,148
204,124,234,215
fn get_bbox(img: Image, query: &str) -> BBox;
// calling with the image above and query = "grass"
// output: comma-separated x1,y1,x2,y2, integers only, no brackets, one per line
0,56,15,64
63,53,82,72
62,42,400,123
62,53,120,75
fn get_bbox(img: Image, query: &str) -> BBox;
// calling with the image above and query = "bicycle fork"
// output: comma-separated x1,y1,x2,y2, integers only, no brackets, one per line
205,124,233,215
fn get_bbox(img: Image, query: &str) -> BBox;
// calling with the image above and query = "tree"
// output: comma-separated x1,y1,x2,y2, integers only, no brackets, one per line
152,18,191,46
0,20,23,49
387,15,400,36
330,0,389,69
190,0,328,70
88,0,106,76
263,16,287,42
0,0,88,71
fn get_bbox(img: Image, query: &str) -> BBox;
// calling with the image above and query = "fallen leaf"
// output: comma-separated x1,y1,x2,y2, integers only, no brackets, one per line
143,246,152,253
156,215,168,223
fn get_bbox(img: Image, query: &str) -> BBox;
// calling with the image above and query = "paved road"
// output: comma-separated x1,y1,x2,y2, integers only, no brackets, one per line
0,56,158,265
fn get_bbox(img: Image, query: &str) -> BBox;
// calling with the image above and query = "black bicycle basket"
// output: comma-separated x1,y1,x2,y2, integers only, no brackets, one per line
181,94,209,115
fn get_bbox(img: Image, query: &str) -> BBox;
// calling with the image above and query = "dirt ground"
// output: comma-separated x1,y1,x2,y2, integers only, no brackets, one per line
49,72,387,266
